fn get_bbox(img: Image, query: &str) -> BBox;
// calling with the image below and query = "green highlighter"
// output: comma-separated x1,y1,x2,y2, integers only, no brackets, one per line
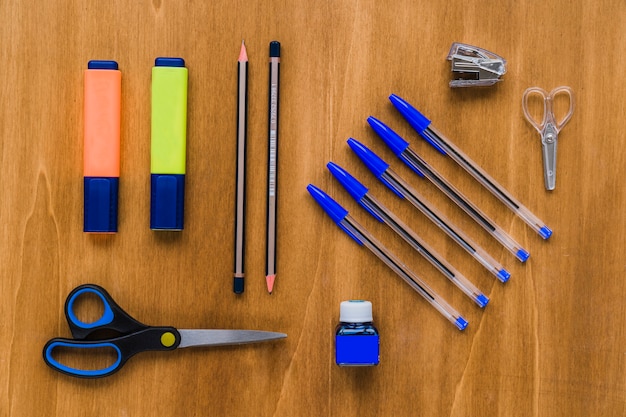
150,57,188,230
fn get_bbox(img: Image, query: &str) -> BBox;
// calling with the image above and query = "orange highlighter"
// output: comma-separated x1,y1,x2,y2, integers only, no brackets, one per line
83,60,121,233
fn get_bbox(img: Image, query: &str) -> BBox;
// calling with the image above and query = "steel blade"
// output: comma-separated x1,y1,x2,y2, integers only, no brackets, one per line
177,329,286,348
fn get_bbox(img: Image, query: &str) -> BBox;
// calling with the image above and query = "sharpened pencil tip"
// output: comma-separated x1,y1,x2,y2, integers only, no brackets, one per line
266,274,276,294
239,41,248,62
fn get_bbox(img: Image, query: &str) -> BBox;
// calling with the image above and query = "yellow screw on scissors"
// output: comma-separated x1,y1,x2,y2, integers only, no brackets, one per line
522,86,575,191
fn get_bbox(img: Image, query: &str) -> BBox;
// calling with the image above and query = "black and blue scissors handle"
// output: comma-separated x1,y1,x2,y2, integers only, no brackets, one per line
43,284,180,378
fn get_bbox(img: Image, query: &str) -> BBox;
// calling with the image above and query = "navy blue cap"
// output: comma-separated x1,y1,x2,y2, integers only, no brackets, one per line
87,60,119,70
155,57,185,67
84,177,119,233
269,41,281,58
150,174,185,230
389,94,446,154
327,162,384,223
307,184,363,245
347,138,405,198
367,116,410,156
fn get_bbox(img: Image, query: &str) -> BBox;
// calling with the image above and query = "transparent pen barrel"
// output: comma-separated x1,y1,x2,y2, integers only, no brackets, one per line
403,148,529,261
384,170,510,281
424,126,551,238
361,194,487,306
340,216,466,330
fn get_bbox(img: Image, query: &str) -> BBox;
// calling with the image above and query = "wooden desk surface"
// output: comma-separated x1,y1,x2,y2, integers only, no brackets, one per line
1,1,625,416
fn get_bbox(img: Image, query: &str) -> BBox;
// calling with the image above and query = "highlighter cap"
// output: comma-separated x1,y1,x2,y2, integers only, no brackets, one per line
150,174,185,230
84,177,119,233
150,57,187,231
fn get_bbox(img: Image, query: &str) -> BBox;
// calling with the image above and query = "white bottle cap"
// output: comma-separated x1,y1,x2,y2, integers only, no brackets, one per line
339,300,373,323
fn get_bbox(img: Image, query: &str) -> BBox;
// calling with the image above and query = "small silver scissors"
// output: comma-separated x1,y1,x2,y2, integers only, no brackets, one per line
522,86,575,190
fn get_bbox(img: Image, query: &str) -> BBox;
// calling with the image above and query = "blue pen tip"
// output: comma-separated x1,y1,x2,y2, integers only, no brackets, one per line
539,226,552,239
476,294,489,308
367,116,410,156
497,269,511,283
455,317,468,331
516,249,530,263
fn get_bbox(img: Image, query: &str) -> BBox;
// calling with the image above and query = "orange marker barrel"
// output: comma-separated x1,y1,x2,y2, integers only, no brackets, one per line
83,60,121,233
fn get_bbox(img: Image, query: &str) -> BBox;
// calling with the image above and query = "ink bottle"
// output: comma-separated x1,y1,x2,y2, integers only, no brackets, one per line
335,300,379,366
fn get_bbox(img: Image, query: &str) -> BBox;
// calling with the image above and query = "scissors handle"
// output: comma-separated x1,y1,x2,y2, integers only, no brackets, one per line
43,327,181,378
64,284,147,340
522,86,575,133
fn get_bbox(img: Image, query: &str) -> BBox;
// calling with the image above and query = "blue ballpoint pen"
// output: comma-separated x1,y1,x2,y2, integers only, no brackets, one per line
306,184,468,330
389,93,552,240
347,138,510,282
327,162,489,307
367,116,530,262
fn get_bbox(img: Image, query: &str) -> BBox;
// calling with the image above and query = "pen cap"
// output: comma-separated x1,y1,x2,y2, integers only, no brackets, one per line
327,162,368,201
347,139,406,199
327,162,384,223
151,57,188,231
83,60,121,233
340,300,373,323
388,94,431,133
367,116,410,156
389,95,446,154
307,184,348,225
347,138,389,178
307,184,363,245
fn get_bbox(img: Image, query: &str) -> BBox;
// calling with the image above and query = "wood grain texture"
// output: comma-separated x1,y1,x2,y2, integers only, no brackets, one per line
1,0,625,416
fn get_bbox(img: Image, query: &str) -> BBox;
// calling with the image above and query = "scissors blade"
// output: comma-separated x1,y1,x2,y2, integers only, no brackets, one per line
177,329,287,348
541,123,559,190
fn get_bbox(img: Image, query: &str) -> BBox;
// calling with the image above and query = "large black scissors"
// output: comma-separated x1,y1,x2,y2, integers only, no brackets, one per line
43,284,287,378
